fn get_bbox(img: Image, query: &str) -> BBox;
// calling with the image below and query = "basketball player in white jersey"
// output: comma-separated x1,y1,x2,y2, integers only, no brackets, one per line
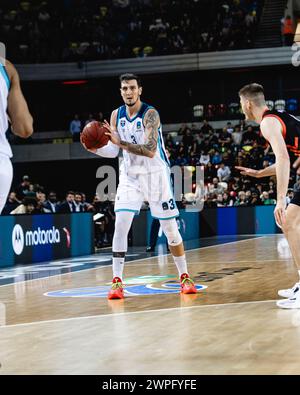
83,73,197,299
0,59,33,214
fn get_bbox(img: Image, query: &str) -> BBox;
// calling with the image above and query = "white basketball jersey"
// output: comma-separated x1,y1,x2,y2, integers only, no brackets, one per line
116,102,170,175
0,64,12,158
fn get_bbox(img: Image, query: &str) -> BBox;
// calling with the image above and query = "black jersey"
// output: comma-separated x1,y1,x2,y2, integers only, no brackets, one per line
262,109,300,162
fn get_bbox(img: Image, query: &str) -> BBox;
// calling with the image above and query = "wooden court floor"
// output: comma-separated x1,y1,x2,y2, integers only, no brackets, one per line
1,235,300,375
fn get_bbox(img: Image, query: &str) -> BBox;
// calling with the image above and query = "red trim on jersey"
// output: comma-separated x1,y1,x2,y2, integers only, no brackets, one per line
262,109,269,118
263,114,287,140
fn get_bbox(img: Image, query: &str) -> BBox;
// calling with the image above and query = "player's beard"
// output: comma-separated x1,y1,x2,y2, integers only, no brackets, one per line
126,97,139,107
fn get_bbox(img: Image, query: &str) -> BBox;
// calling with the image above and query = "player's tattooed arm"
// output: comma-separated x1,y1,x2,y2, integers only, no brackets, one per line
119,109,160,158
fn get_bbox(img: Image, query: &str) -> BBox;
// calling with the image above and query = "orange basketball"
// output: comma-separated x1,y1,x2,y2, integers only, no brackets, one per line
80,121,110,149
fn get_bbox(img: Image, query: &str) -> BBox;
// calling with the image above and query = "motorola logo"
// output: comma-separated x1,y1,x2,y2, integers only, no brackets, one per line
12,224,25,255
11,224,62,256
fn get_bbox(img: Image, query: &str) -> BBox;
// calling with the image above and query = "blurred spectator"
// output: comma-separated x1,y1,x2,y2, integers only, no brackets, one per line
74,192,84,212
69,114,82,142
224,191,236,206
57,191,76,213
178,123,189,135
231,126,243,146
16,175,31,200
209,177,226,194
200,120,213,135
2,192,20,215
217,163,231,182
44,191,58,213
218,127,232,148
10,197,41,215
248,189,261,206
268,180,277,200
242,126,259,145
286,189,295,205
216,193,225,207
226,122,234,134
81,193,95,212
261,191,276,205
97,112,104,122
36,187,47,212
199,151,210,165
205,162,218,181
211,150,223,165
182,128,194,156
85,114,95,126
234,191,248,206
281,15,295,46
293,177,300,192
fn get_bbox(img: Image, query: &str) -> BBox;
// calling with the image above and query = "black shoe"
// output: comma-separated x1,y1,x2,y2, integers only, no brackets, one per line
146,246,155,252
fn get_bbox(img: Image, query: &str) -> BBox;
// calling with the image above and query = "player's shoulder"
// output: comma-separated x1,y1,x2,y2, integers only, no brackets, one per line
261,115,284,139
110,108,119,126
261,114,283,129
143,104,159,119
111,108,119,116
142,102,157,112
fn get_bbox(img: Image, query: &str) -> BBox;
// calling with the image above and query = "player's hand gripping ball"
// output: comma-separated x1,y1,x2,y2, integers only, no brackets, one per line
80,121,110,150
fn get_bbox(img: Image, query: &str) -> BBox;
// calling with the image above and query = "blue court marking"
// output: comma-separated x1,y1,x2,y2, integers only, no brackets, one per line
0,236,262,287
44,282,207,298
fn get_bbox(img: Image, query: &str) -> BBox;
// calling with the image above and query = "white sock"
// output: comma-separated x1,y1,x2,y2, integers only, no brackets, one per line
173,254,188,277
113,257,125,280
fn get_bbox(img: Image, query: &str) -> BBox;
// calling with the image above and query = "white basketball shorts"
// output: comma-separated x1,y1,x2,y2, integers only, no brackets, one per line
114,166,179,220
0,154,13,214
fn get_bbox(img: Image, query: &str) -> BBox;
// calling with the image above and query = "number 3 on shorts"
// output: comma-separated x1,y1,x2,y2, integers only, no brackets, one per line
169,198,175,210
162,199,175,211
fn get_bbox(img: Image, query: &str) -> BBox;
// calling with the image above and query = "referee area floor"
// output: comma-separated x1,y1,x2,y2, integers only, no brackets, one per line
1,234,300,374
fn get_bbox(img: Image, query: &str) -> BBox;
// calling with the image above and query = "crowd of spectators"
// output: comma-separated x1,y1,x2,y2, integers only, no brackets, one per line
166,120,300,208
1,175,115,248
4,115,300,247
1,0,263,63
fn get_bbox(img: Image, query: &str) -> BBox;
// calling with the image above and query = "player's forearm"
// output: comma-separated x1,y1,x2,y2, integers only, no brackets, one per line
257,164,276,178
119,141,156,158
275,156,290,200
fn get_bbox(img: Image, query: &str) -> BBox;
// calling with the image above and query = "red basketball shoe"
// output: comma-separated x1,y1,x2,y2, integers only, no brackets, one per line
180,273,197,294
108,277,124,300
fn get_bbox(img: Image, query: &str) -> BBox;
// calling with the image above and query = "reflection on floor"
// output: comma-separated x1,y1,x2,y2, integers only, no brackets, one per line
1,234,299,374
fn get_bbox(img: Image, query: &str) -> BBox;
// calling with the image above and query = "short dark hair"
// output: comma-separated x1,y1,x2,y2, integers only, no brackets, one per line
36,186,45,194
23,196,37,207
239,83,265,106
119,73,141,87
66,191,75,197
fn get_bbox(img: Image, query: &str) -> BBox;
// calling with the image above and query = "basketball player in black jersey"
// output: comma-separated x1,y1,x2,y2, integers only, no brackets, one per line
236,83,300,309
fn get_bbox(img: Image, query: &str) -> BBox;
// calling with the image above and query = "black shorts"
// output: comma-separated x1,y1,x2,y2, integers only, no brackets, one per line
291,191,300,207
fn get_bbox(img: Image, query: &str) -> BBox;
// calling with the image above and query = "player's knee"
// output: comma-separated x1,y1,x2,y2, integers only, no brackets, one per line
160,219,182,246
114,212,134,235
